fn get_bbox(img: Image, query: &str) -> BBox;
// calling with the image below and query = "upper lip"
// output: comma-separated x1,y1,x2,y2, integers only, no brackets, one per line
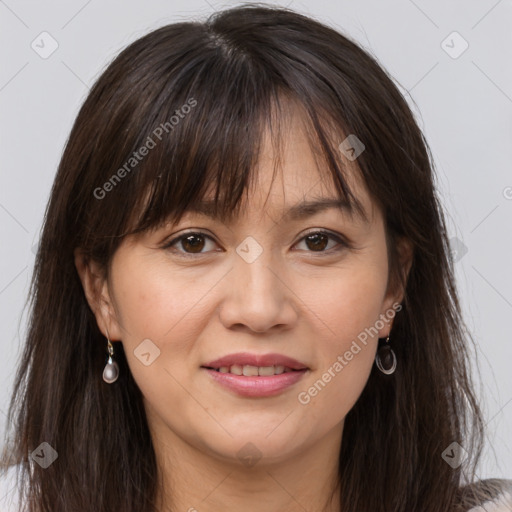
202,352,308,370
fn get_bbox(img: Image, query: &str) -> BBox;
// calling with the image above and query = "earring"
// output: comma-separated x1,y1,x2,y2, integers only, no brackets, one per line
375,334,397,375
102,332,119,384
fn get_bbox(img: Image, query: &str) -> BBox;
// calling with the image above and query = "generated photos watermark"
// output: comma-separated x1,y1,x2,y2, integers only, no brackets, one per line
93,97,197,200
297,302,402,405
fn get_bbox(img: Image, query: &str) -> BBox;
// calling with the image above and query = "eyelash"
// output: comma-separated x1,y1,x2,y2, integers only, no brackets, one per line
161,229,350,257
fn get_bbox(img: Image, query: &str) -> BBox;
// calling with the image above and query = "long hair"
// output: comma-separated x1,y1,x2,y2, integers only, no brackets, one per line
1,4,487,511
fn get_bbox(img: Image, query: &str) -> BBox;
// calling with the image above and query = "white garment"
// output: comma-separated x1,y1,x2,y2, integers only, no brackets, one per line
467,481,512,512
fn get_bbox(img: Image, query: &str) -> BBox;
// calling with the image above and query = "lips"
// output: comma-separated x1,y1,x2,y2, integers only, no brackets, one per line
201,352,309,398
202,352,308,371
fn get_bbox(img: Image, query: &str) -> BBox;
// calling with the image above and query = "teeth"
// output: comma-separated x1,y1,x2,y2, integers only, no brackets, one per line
230,364,243,376
274,365,285,375
213,364,298,376
243,365,259,376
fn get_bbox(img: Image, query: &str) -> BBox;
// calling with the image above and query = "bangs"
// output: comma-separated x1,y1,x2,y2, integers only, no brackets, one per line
127,95,366,236
84,16,370,246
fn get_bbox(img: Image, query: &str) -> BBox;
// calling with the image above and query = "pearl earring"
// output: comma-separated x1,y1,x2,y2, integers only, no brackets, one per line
102,332,119,384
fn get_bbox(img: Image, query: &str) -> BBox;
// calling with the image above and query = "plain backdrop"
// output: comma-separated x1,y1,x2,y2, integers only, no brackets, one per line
0,0,511,481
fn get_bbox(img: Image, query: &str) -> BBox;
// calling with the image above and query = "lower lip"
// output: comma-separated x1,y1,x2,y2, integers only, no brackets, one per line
202,368,307,397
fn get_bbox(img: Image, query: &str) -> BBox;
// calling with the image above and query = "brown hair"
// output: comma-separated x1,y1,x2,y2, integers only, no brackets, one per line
1,4,487,511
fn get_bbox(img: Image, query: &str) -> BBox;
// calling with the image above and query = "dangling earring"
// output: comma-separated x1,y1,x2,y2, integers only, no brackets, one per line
375,334,397,375
102,330,119,384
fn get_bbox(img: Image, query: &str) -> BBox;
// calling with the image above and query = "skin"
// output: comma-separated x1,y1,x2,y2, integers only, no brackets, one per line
76,111,413,512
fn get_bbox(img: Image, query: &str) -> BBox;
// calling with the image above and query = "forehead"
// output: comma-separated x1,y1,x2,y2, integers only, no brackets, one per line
132,95,379,236
188,116,376,227
183,195,373,230
189,160,374,229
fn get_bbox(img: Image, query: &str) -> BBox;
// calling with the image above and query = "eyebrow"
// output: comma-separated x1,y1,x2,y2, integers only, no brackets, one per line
186,197,370,224
282,198,369,224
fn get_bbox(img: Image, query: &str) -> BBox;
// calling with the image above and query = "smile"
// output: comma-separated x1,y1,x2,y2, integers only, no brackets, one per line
201,352,309,397
205,364,299,376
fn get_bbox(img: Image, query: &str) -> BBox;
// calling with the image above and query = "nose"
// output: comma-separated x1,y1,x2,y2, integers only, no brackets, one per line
218,248,299,334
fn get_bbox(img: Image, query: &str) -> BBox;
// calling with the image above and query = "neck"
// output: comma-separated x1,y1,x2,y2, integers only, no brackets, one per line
151,419,343,512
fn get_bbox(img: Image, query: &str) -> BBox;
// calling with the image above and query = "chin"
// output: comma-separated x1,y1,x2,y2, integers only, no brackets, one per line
195,423,308,465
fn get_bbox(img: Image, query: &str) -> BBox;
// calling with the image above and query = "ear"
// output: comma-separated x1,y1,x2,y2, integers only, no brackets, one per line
74,248,123,341
378,236,414,338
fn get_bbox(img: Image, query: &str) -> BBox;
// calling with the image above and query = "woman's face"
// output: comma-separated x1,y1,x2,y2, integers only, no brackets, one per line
80,116,410,468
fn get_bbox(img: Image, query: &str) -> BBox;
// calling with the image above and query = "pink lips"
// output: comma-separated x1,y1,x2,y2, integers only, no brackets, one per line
203,352,308,370
201,352,309,398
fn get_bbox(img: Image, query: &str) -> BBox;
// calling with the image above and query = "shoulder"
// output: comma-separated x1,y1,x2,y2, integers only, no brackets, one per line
462,478,512,512
0,463,23,512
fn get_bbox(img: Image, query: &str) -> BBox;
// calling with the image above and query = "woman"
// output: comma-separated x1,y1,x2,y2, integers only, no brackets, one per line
1,4,510,511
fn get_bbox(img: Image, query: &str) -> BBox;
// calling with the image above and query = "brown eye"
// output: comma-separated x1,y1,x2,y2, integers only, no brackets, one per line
294,230,348,253
304,233,329,251
180,234,206,253
164,232,218,255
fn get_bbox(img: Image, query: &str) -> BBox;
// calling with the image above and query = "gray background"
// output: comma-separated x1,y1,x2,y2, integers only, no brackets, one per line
1,0,511,479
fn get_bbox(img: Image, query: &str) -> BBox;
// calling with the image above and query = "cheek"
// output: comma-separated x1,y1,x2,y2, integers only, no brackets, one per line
304,259,389,353
110,251,208,338
110,261,175,337
108,251,226,383
295,256,388,416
